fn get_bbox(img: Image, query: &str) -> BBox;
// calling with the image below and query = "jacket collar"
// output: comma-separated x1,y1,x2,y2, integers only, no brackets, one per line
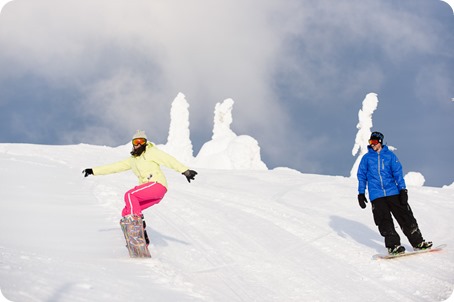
367,144,388,154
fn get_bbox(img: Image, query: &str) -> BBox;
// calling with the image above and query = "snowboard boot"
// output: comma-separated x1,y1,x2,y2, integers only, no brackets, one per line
141,214,150,246
414,241,433,251
388,245,406,255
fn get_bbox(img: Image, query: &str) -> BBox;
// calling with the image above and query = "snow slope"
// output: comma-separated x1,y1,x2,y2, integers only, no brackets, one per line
0,143,453,302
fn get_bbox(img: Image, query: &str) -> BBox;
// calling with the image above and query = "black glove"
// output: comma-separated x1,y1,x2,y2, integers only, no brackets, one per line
358,193,368,209
182,169,197,183
82,168,93,177
399,189,408,205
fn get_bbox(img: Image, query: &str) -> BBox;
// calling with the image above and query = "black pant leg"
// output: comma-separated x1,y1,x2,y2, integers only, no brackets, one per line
372,197,401,248
388,195,424,247
141,214,150,245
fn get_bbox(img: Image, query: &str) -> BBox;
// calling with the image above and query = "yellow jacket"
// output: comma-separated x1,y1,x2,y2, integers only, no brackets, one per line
93,143,189,188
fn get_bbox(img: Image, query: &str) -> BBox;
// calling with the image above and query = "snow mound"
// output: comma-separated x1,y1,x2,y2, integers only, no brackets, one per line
442,182,454,189
404,171,425,187
194,134,267,170
156,94,267,170
193,99,267,170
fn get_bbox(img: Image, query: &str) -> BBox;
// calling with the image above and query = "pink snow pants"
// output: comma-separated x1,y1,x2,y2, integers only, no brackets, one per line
122,182,167,217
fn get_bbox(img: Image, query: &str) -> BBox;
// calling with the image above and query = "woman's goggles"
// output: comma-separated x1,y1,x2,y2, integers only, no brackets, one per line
132,138,147,146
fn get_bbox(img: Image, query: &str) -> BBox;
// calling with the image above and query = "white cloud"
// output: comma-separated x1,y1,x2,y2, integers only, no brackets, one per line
0,0,293,141
0,0,452,185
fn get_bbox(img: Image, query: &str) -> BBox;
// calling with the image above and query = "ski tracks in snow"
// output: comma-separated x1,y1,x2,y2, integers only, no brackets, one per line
85,167,453,302
147,173,361,301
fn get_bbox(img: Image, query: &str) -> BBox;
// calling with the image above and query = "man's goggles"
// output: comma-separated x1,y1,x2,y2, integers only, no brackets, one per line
132,138,147,146
369,139,380,146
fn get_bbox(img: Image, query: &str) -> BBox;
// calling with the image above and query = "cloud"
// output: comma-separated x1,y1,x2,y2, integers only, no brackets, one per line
0,0,293,141
0,0,452,185
415,63,454,105
275,0,444,101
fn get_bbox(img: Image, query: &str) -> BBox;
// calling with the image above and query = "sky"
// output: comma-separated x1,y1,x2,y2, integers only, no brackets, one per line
0,0,453,187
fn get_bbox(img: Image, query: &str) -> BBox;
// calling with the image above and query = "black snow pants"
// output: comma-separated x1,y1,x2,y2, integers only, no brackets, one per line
371,194,424,248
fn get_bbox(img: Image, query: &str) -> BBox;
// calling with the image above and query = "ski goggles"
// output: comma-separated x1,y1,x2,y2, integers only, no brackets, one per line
369,139,380,146
132,138,147,146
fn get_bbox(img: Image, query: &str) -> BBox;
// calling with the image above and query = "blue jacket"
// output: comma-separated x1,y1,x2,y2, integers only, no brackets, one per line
357,145,406,201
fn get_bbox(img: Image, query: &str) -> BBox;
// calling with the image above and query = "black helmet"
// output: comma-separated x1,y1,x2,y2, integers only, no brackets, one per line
370,131,384,144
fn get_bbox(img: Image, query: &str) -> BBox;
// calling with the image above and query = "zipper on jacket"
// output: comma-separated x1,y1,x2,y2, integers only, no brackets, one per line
378,153,386,196
135,154,145,181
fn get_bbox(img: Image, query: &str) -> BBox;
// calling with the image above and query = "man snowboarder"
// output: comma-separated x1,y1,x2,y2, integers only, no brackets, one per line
83,130,197,245
357,131,432,255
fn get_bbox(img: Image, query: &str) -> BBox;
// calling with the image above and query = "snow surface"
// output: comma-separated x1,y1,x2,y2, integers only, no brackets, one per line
1,142,453,302
0,0,13,14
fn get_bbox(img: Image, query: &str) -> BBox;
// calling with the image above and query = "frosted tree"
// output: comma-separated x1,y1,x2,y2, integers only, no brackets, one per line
350,93,379,177
212,98,236,139
158,92,194,163
194,98,267,170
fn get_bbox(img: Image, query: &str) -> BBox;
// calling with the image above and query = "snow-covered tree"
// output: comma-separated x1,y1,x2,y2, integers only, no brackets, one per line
158,93,194,163
350,93,379,177
212,98,236,140
194,98,267,170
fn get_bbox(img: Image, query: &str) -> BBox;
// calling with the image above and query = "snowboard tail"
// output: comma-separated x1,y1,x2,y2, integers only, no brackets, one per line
120,214,151,258
373,244,446,260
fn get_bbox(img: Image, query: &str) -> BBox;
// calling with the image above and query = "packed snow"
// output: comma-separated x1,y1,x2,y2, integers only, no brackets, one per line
1,93,453,301
1,142,453,302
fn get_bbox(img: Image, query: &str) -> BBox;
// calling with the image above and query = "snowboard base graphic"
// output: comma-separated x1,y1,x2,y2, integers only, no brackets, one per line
120,214,151,258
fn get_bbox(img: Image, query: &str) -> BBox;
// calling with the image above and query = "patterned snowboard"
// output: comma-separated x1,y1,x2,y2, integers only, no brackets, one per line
120,214,151,258
373,244,446,260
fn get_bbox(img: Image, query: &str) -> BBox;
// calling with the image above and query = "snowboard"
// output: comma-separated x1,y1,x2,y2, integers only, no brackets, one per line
120,214,151,258
373,244,446,260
